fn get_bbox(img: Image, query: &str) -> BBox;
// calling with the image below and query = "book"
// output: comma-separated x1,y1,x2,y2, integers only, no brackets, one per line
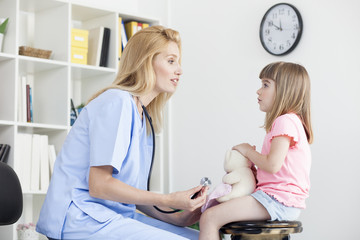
70,98,77,118
0,144,4,161
88,26,104,66
0,144,3,158
26,84,30,122
120,21,128,50
125,21,138,40
40,135,49,191
137,22,143,31
48,145,56,176
17,76,27,122
70,98,77,126
29,86,33,122
142,23,150,29
100,27,110,67
0,144,10,163
118,16,122,61
30,134,41,191
21,76,27,122
15,133,32,192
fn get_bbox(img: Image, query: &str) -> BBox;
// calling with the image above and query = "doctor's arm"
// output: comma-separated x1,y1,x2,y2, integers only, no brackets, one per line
88,165,206,214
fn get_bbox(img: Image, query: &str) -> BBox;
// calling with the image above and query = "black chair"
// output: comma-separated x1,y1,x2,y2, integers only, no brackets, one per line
0,161,23,225
220,220,302,240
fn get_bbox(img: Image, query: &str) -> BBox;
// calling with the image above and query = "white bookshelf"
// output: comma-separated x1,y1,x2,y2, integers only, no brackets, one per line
0,0,164,239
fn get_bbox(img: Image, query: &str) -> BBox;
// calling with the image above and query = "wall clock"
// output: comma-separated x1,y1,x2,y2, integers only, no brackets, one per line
259,3,303,56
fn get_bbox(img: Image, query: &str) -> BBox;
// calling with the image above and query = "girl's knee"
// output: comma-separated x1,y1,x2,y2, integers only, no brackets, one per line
199,207,215,228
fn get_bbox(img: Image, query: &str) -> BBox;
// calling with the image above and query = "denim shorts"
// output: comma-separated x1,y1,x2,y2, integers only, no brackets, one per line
251,190,301,221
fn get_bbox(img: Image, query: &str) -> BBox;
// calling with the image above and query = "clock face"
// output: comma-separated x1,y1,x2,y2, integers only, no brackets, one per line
260,3,303,56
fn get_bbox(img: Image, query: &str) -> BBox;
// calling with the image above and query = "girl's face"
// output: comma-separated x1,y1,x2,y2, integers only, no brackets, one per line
257,78,276,112
153,41,182,94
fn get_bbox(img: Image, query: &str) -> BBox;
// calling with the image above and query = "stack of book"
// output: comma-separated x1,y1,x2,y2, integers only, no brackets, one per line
0,144,10,163
124,21,149,40
88,26,111,67
118,18,150,61
14,133,57,192
71,28,89,65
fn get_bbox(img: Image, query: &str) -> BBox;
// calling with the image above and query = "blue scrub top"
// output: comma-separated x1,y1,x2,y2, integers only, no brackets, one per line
36,89,153,239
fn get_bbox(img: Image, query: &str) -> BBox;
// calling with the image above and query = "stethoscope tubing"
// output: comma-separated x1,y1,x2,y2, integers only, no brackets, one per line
142,104,181,214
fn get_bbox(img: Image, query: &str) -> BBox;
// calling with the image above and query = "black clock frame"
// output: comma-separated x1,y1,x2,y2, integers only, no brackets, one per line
259,3,303,56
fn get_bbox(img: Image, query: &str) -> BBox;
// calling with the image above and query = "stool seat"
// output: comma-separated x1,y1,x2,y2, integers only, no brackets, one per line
220,220,302,240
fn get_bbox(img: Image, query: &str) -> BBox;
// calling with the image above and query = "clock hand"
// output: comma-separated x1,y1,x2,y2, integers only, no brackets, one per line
279,19,283,31
272,23,281,30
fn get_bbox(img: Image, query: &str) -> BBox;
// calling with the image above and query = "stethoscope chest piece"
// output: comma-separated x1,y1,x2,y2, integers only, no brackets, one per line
200,177,212,187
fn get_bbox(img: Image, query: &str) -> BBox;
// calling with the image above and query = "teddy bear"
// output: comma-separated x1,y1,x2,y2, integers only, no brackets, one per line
201,150,256,212
216,149,256,202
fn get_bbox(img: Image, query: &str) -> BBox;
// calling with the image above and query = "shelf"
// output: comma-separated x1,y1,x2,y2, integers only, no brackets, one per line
0,1,162,239
0,52,16,61
23,191,47,195
120,13,160,24
19,56,67,73
19,0,65,13
17,122,68,131
71,63,116,78
0,120,15,126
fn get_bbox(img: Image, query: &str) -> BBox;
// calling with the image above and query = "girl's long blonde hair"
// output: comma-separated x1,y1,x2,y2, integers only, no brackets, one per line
88,25,181,134
259,62,313,144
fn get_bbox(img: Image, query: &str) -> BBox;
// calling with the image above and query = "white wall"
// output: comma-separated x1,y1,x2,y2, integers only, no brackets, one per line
68,0,360,238
169,0,360,239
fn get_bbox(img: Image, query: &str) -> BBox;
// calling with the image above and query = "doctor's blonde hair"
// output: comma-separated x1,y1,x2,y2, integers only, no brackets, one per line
259,61,313,144
88,25,181,134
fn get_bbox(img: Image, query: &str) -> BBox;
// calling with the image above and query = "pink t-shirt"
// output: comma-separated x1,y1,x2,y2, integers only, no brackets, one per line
255,113,311,209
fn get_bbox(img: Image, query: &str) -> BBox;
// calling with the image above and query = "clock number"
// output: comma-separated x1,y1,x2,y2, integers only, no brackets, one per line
268,21,273,27
279,44,284,51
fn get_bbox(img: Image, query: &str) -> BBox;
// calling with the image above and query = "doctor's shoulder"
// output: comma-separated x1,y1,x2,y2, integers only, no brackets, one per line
86,89,133,115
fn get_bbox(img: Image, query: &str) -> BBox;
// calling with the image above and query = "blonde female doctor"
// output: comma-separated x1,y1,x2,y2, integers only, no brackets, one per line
36,25,207,240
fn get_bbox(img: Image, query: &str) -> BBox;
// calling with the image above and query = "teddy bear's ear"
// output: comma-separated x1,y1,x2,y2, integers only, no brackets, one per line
223,150,231,164
225,150,231,160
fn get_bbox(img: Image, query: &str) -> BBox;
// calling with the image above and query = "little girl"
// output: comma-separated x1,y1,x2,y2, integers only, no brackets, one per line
199,61,313,240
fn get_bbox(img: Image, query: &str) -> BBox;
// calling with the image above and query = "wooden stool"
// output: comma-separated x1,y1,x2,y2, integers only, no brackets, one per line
220,220,302,240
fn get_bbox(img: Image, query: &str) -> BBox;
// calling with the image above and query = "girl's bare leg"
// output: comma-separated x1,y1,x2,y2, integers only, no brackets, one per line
199,195,271,240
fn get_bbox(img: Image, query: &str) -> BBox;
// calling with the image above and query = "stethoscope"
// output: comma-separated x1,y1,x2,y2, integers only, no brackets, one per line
140,101,212,214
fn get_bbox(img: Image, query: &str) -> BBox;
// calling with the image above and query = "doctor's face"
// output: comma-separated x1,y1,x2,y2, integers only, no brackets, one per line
153,41,182,94
257,78,276,113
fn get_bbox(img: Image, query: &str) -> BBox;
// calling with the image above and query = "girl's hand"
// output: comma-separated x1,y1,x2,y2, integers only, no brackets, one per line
232,143,255,158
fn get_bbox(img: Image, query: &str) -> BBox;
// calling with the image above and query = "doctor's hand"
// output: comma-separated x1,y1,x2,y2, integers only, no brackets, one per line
167,185,208,212
176,207,203,227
